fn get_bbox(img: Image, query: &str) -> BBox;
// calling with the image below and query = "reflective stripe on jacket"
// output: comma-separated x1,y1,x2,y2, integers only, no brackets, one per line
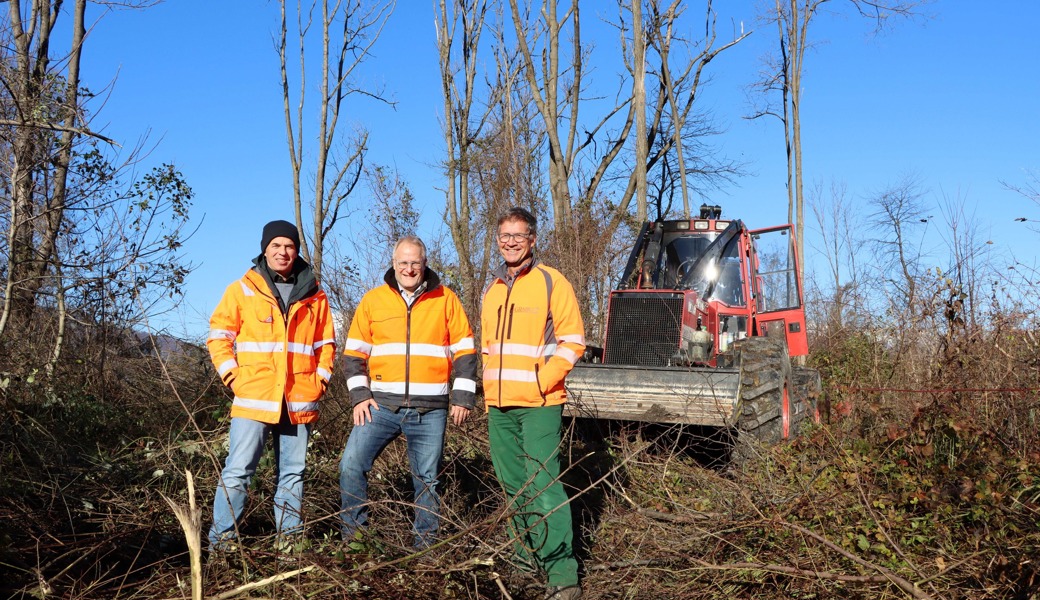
207,268,336,424
343,267,478,411
480,259,586,408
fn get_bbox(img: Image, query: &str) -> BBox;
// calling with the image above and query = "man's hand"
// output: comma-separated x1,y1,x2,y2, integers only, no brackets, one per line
353,399,379,426
449,404,471,426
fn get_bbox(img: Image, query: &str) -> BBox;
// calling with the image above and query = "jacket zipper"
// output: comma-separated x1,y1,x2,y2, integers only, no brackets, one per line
496,281,514,408
253,276,295,421
404,296,413,405
401,283,430,407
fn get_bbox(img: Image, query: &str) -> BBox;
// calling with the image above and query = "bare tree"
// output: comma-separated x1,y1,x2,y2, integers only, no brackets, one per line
437,0,745,326
933,192,990,337
639,0,746,220
868,175,927,310
865,174,932,381
1005,169,1040,233
318,162,418,319
364,163,420,258
278,0,395,278
631,0,648,223
0,1,193,371
436,0,497,311
1,0,90,334
808,179,863,333
507,0,584,230
461,78,548,315
637,0,747,221
506,0,746,246
750,0,924,278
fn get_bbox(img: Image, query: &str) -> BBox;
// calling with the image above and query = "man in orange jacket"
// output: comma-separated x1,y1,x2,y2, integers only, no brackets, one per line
207,220,336,551
481,207,585,600
340,235,478,549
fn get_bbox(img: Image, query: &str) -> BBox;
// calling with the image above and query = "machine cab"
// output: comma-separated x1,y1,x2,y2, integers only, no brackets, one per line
612,205,808,364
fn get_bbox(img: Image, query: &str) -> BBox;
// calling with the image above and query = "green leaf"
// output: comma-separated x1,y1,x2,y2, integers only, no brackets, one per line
857,534,870,552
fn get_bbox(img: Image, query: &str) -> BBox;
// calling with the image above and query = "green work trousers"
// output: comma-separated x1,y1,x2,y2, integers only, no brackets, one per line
488,404,578,587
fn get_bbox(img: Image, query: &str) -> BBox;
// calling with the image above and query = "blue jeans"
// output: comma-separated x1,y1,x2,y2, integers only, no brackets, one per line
339,406,447,548
209,413,312,548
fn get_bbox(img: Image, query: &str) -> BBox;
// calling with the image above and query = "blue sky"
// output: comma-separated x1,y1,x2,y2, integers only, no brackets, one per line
78,1,1039,338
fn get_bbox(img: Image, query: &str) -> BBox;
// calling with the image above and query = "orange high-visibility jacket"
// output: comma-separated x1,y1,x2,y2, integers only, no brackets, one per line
481,259,586,408
343,268,478,410
207,267,336,424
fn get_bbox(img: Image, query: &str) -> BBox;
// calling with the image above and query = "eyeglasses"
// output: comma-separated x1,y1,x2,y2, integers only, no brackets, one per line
395,261,423,270
497,232,532,243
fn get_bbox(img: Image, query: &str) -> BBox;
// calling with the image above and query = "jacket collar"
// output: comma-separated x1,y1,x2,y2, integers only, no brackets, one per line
248,254,319,309
492,256,539,283
383,265,441,296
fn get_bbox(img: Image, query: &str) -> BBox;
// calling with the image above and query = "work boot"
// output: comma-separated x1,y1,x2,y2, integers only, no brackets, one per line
544,584,582,600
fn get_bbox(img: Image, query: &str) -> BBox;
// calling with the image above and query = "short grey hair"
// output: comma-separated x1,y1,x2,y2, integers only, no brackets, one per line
392,235,427,261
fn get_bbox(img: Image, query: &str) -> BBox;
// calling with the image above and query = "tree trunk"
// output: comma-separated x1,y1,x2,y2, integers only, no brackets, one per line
3,0,85,333
632,0,647,224
279,0,391,279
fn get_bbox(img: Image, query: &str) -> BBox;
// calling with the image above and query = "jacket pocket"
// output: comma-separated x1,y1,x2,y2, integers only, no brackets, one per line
370,308,404,325
254,305,277,329
288,370,322,404
290,351,317,375
235,362,276,399
534,363,547,405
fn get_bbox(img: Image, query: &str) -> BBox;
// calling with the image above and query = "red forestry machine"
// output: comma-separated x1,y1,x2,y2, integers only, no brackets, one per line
566,204,821,454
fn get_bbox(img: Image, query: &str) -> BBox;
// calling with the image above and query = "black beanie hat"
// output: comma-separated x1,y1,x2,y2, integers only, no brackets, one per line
261,220,301,253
